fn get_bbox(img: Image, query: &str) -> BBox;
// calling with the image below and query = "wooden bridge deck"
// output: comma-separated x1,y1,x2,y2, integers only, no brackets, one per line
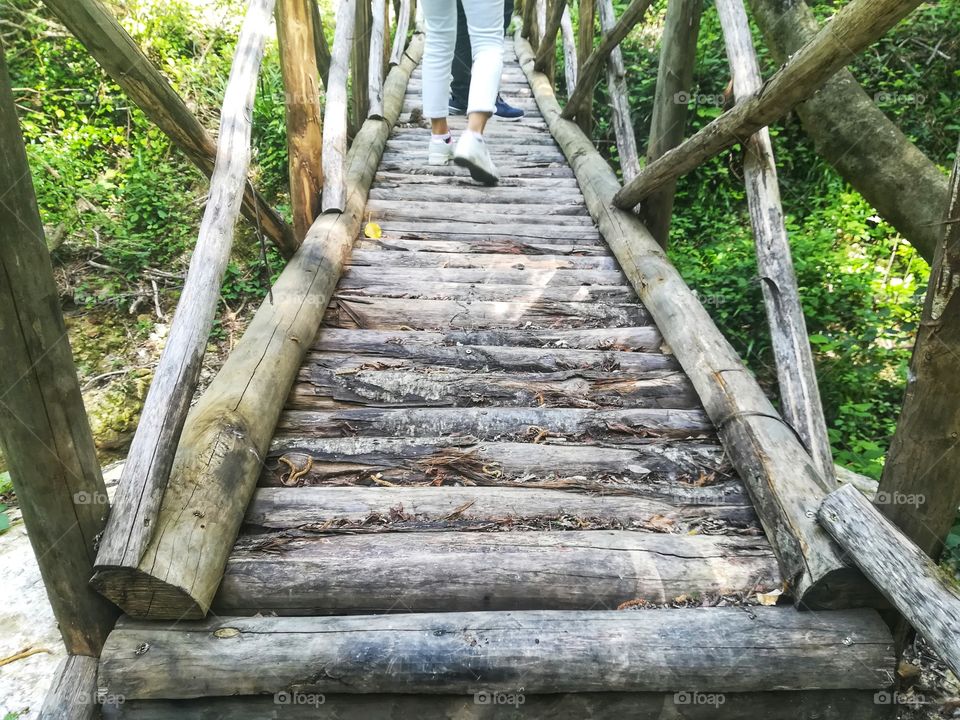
97,47,895,718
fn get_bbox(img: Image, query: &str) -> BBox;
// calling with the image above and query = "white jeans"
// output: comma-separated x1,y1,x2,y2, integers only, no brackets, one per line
420,0,505,118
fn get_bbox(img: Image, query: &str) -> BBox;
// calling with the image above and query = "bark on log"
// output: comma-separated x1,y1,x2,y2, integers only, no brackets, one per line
716,0,834,487
614,0,925,209
561,0,654,123
277,0,325,242
321,0,355,213
516,32,875,608
216,531,779,614
639,0,701,245
39,655,99,720
40,0,296,257
747,0,948,265
598,0,639,181
368,0,386,118
94,0,278,587
89,36,426,620
876,136,960,559
0,46,118,657
819,483,960,679
352,0,372,124
99,608,894,699
99,691,897,720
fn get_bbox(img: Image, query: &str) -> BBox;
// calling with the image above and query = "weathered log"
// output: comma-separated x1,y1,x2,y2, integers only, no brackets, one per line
309,0,332,87
573,0,596,135
99,690,897,720
367,218,599,238
99,608,894,698
352,0,372,124
350,248,620,269
369,182,579,202
560,3,579,92
89,36,426,620
0,43,118,657
244,486,754,531
877,136,960,559
94,0,278,590
39,655,99,720
517,32,874,608
598,0,639,181
40,0,296,256
321,0,355,212
716,0,833,487
368,0,386,117
355,238,604,255
747,0,948,265
389,0,411,66
336,278,635,302
613,0,925,208
639,0,701,245
366,198,592,221
561,0,654,122
835,464,878,498
819,483,960,679
380,159,571,177
340,266,630,288
534,0,567,73
265,434,733,497
277,0,325,242
522,0,539,44
216,531,778,614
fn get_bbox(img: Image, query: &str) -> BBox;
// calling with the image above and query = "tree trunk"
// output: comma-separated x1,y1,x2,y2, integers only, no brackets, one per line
598,0,639,182
321,0,355,213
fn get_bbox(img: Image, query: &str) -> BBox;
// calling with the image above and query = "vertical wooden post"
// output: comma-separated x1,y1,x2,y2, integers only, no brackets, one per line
368,0,387,118
390,0,412,66
560,4,579,92
534,0,566,79
575,0,595,136
322,0,355,213
352,0,372,126
0,45,117,657
310,0,332,88
716,0,834,487
522,0,539,45
598,0,639,180
877,136,960,560
640,0,701,246
277,0,324,243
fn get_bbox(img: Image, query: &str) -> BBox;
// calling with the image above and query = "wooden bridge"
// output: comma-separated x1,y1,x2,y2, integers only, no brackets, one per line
1,0,959,718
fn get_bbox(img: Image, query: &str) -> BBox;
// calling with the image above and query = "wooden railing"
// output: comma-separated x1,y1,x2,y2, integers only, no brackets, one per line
515,0,958,614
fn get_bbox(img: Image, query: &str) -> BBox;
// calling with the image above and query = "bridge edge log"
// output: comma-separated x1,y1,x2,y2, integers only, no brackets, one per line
90,34,426,620
515,31,877,610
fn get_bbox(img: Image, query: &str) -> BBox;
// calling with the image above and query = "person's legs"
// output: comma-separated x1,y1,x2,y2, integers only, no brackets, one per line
419,0,457,136
451,0,472,107
462,0,505,131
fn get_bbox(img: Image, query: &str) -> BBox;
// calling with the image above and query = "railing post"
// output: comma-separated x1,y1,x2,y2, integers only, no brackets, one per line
0,44,118,656
322,0,356,213
277,0,325,243
560,4,579,92
368,0,387,118
575,0,595,136
390,0,412,66
534,0,566,79
597,0,639,181
640,0,701,246
310,0,332,88
352,0,373,125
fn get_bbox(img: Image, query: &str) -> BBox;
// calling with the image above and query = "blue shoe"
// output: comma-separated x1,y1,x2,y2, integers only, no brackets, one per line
495,94,525,121
448,96,467,115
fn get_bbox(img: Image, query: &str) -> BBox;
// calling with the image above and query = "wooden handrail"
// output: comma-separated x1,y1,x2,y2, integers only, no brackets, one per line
321,0,355,213
614,0,926,209
41,0,297,258
560,0,653,122
93,0,279,581
716,0,834,487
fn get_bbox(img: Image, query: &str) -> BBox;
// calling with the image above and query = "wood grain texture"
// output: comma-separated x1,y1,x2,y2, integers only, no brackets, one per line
89,35,426,620
39,655,99,720
94,0,278,583
614,0,925,207
0,46,118,656
516,32,875,609
98,608,894,699
368,0,386,118
277,0,325,242
597,0,639,181
389,0,411,65
41,0,296,256
716,0,833,487
321,0,355,212
819,483,960,678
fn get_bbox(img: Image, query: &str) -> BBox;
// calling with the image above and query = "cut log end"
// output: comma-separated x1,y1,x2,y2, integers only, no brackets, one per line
90,567,205,620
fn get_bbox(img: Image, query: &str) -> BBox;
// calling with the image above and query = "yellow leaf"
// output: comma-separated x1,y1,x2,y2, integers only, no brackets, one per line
364,222,382,239
756,589,783,606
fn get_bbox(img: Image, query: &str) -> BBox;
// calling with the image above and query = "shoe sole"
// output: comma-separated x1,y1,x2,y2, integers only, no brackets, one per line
453,155,499,186
494,114,526,122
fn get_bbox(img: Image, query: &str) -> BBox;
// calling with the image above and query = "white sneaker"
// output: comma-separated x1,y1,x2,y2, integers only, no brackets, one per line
453,132,500,186
428,136,454,166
